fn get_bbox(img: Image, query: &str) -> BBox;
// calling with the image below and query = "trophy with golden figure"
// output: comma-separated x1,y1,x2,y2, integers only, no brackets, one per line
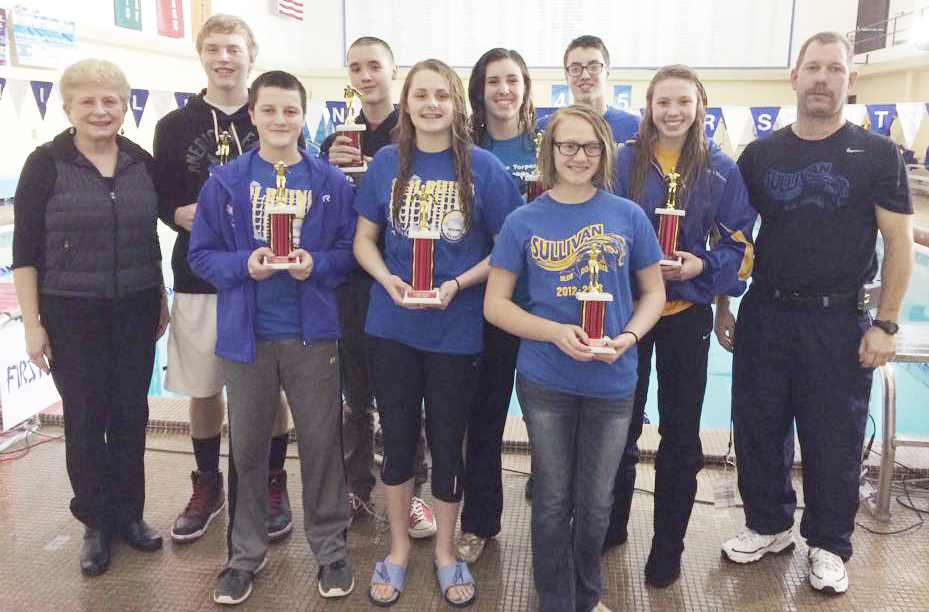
335,85,367,174
525,131,545,202
264,162,301,269
403,184,442,305
655,169,684,267
575,242,616,354
216,131,233,165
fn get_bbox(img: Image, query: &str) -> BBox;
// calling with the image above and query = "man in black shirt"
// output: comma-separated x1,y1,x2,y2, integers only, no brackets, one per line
320,37,436,539
720,32,913,595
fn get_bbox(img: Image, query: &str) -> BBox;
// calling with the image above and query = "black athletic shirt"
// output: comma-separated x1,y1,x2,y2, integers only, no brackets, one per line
738,122,911,295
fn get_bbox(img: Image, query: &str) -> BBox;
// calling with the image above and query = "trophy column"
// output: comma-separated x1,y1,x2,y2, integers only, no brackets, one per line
402,186,442,305
264,161,301,269
656,169,685,267
575,243,616,355
335,85,367,174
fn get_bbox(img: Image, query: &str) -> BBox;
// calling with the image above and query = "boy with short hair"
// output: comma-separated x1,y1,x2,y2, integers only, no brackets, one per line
190,70,356,605
153,14,294,543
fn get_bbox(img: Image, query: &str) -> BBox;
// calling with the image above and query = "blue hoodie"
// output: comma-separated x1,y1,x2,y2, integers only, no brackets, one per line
614,140,756,305
188,149,356,363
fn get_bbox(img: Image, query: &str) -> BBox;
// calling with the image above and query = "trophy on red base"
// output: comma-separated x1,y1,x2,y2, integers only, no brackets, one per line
576,242,616,355
655,169,684,267
402,184,442,305
263,162,300,269
524,131,545,202
335,85,367,174
216,131,233,165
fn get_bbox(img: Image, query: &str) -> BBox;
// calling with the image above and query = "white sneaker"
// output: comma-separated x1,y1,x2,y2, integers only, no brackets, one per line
808,547,848,594
408,496,437,539
721,528,795,563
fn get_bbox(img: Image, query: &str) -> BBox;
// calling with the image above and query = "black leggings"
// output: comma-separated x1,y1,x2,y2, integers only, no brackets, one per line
367,335,480,503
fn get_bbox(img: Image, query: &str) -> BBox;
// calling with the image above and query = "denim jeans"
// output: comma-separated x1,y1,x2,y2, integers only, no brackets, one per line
517,373,635,612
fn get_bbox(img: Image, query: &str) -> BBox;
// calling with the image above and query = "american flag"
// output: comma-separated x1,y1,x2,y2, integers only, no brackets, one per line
278,0,303,20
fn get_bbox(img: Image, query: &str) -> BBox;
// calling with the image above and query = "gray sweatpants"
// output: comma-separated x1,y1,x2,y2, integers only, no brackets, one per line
223,339,347,572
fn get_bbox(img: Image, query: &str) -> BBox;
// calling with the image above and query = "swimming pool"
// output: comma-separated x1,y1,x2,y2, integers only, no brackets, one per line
2,222,928,438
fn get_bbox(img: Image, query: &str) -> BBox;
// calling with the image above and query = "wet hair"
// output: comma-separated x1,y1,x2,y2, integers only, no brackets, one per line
796,31,854,69
564,35,610,68
348,36,395,65
468,48,535,146
60,58,130,108
628,64,708,204
196,14,258,64
248,70,307,114
390,59,474,231
537,105,615,191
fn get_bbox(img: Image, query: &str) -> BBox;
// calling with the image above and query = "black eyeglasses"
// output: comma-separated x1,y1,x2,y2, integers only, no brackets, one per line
565,62,605,76
553,141,604,157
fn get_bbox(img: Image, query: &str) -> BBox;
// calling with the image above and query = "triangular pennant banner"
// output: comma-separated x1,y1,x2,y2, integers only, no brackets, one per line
895,102,925,150
0,78,5,103
148,90,172,121
174,91,194,109
776,105,797,128
704,107,723,138
7,79,28,117
31,81,54,120
843,104,867,127
750,107,780,139
326,101,347,127
866,104,895,135
130,89,149,127
721,107,754,148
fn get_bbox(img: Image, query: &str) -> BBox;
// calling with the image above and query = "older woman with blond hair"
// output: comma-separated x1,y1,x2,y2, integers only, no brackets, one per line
12,58,168,576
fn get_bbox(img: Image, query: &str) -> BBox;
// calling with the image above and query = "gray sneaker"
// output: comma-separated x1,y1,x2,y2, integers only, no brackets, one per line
266,470,293,540
213,557,267,605
318,559,355,598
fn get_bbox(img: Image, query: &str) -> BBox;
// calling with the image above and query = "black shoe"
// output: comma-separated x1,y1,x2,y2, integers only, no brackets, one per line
266,470,293,541
171,470,225,542
120,520,163,551
524,475,534,501
644,545,682,588
602,528,628,554
318,559,355,598
80,528,112,576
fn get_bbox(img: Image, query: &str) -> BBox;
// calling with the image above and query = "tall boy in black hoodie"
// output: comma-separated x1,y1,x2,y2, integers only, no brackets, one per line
153,13,293,544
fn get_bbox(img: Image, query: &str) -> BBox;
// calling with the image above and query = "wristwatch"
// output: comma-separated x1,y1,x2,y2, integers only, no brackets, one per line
872,319,899,335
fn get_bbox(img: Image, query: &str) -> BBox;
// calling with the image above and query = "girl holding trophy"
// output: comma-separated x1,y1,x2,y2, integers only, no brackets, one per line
607,65,756,587
454,47,538,565
484,105,665,612
353,58,521,607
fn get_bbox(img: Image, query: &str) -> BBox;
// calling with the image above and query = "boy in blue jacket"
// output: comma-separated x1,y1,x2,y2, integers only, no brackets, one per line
189,71,356,605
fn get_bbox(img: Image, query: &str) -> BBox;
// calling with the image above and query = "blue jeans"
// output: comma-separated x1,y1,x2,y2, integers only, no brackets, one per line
517,373,635,612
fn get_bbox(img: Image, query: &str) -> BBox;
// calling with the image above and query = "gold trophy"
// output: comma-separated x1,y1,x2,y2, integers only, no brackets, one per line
263,162,301,269
524,131,545,202
403,183,442,305
655,169,684,267
335,85,367,174
216,131,233,165
575,242,616,354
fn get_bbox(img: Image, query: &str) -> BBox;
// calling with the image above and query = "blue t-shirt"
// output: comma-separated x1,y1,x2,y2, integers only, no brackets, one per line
355,145,522,354
248,156,313,341
537,106,639,145
491,190,662,399
479,133,538,199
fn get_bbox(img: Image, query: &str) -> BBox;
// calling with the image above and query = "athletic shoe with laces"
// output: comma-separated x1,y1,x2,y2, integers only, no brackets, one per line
408,496,437,539
808,547,848,594
722,528,795,563
171,470,225,542
213,556,267,605
318,559,355,598
266,469,293,540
